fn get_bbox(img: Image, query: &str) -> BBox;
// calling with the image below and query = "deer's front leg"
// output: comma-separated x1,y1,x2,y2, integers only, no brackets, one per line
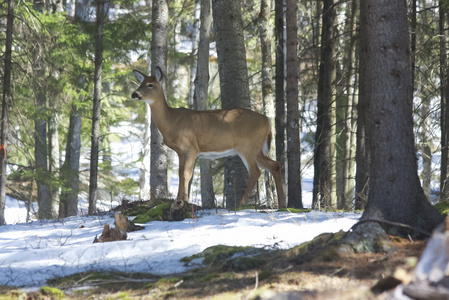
177,152,197,202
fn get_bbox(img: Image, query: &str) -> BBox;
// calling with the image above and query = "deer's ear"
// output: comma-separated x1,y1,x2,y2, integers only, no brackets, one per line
154,66,164,82
133,70,145,83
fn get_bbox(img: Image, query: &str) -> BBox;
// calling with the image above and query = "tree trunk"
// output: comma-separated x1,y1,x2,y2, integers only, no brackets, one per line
285,0,302,208
275,0,286,185
313,0,337,210
48,112,60,215
212,0,252,209
60,105,82,217
88,0,105,215
339,0,358,210
359,0,444,236
259,0,276,206
139,103,151,200
32,0,53,220
150,0,169,200
411,0,430,201
440,1,449,202
59,2,86,217
189,0,201,110
0,0,14,225
355,0,369,210
195,0,215,208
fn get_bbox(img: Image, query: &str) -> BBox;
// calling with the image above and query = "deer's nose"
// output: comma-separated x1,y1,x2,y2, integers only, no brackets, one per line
132,92,140,100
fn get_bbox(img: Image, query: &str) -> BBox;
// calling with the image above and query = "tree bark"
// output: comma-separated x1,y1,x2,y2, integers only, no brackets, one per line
31,0,54,220
313,0,337,210
259,0,276,206
139,103,151,201
189,0,201,110
48,112,60,215
195,0,215,208
212,0,252,209
359,0,444,236
0,0,14,225
355,0,369,210
440,1,449,202
88,0,105,215
275,0,286,185
285,0,302,208
150,0,169,200
339,0,358,210
59,2,86,217
412,0,431,201
60,105,81,217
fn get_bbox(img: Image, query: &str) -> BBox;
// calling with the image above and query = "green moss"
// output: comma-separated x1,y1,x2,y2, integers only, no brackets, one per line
182,245,254,265
320,246,340,262
132,202,172,223
223,272,237,280
128,205,151,216
204,245,254,264
199,273,220,282
289,241,312,257
41,286,65,299
156,277,181,285
130,199,193,223
225,257,266,271
258,270,272,281
434,201,449,216
289,231,346,258
115,292,130,299
277,208,311,213
145,277,181,289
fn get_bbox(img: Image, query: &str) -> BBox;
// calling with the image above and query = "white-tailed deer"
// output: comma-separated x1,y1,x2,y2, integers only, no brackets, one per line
132,67,286,208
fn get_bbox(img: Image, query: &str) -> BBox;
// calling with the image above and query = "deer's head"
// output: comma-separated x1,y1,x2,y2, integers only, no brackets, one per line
132,67,164,105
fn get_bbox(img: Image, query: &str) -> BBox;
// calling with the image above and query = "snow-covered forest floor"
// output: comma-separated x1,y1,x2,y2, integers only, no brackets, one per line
0,126,431,299
1,195,357,285
0,195,428,299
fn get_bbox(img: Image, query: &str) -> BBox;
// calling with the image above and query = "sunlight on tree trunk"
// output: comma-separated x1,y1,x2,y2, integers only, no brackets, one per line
259,0,276,206
0,0,14,225
88,0,105,215
356,0,444,238
275,0,286,186
195,0,215,208
286,0,302,208
313,0,337,210
150,0,169,200
212,0,252,209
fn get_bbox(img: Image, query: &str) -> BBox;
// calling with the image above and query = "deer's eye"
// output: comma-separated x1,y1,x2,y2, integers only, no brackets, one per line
147,83,154,88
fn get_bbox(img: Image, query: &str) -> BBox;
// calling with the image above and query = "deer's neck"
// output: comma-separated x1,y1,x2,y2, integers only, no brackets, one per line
149,96,174,137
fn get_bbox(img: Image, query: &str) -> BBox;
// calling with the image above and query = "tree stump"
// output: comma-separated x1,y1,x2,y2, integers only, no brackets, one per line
93,214,143,243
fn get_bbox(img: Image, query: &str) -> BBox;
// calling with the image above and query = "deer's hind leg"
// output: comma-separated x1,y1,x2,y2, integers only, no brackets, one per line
256,153,286,208
237,152,261,207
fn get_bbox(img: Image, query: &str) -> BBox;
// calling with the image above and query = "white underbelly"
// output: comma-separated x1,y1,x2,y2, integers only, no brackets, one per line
197,149,238,159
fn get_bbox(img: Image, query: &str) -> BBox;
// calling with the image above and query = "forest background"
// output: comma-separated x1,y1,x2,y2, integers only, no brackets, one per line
0,0,448,227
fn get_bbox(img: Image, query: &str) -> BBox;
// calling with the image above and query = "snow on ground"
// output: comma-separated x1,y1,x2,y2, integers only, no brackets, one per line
1,129,360,288
0,200,360,287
